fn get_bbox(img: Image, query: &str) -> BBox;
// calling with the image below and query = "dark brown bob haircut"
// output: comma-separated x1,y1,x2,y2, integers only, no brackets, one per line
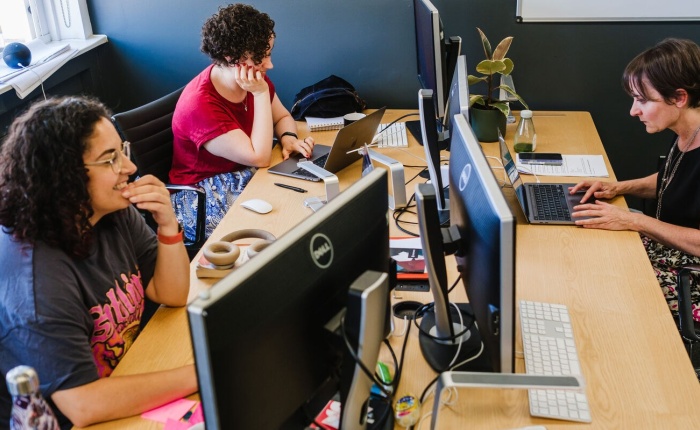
623,38,700,108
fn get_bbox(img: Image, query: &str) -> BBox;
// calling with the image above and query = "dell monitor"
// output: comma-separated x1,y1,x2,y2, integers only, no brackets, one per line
408,0,461,144
415,113,516,374
417,55,470,154
448,113,516,373
418,89,449,224
415,183,484,372
188,169,392,430
444,55,470,142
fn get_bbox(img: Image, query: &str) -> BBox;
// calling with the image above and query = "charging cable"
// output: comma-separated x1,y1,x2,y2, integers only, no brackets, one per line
18,63,47,100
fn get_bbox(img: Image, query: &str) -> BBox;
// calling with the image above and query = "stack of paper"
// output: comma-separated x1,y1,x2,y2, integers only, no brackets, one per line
0,40,78,98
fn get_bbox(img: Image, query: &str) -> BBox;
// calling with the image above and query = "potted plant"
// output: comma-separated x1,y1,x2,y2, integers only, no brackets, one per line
468,28,528,142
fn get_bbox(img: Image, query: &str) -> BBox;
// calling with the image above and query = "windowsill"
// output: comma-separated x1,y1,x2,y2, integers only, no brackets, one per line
0,34,108,97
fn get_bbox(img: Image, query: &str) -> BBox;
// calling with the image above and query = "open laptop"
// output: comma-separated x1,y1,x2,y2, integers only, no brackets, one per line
268,107,386,181
499,136,585,225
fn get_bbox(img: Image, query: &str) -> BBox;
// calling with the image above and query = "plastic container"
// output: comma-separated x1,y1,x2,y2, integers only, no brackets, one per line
514,110,537,153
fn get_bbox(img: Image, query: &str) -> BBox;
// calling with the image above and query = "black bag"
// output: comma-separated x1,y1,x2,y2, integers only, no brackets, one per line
290,75,366,120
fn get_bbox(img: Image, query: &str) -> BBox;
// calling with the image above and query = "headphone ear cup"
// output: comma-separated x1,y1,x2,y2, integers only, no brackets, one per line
246,239,274,259
203,241,241,267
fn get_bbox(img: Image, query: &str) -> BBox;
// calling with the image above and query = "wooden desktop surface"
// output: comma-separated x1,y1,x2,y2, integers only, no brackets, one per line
77,111,700,429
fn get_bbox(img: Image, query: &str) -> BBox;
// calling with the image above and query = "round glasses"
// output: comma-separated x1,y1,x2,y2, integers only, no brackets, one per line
85,141,131,174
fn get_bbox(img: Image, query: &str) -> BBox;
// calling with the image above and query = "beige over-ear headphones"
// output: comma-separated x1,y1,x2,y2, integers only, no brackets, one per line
202,229,276,268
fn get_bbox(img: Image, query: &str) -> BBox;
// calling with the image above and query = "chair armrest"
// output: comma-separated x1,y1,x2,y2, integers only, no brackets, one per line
165,184,207,254
676,264,700,342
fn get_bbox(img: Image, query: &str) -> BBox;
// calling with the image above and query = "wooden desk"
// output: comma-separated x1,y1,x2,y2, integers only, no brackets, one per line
78,111,700,429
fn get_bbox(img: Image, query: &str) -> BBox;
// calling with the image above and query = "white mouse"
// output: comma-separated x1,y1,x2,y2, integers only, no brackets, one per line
240,198,273,214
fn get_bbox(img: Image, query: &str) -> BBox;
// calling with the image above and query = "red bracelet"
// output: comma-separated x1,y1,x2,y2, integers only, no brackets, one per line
157,225,183,245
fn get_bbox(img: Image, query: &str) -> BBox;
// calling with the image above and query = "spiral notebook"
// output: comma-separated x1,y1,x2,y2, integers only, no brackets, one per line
306,116,344,131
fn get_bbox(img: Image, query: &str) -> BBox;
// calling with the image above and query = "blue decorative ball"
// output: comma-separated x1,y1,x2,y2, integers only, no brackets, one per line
3,42,32,69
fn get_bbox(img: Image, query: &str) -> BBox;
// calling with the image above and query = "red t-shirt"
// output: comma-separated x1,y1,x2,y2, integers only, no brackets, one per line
169,64,276,185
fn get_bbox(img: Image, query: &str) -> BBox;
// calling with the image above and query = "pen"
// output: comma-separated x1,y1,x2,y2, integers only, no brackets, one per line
274,182,307,193
180,404,198,422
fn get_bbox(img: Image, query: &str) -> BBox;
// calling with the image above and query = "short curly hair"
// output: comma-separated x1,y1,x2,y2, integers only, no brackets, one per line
0,96,112,258
623,38,700,108
201,3,276,67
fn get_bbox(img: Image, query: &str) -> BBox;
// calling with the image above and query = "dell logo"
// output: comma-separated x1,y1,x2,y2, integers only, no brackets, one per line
459,164,472,192
310,233,333,269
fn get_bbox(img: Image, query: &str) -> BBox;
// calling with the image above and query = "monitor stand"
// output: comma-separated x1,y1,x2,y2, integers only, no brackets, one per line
418,302,491,372
406,120,449,150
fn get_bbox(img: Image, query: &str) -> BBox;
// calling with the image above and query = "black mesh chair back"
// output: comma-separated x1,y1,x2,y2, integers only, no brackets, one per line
111,87,206,260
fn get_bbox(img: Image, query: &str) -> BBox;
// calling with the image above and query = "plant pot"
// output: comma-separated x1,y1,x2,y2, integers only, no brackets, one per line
470,106,507,142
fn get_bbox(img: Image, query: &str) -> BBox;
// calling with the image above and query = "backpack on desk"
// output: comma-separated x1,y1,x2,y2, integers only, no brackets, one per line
290,75,366,120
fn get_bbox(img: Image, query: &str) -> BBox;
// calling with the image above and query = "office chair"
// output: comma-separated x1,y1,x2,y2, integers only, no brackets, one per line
111,87,206,260
676,264,700,381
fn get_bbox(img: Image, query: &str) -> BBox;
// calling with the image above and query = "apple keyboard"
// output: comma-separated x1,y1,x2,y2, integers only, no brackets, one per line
520,300,592,423
375,122,408,148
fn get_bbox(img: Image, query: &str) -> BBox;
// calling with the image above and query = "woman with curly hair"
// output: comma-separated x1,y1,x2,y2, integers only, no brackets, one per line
0,96,197,429
170,3,314,241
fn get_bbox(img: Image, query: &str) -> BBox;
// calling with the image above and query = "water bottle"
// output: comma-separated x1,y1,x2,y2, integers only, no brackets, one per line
6,366,60,430
514,110,537,153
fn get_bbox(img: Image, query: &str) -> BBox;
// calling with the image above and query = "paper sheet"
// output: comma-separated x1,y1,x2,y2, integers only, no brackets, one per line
141,398,197,423
515,154,609,177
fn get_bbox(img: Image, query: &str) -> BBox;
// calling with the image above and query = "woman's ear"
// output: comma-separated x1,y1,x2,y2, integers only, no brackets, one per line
673,88,690,107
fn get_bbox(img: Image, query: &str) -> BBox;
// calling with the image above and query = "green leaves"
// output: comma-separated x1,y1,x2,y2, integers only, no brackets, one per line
470,28,526,117
476,59,507,76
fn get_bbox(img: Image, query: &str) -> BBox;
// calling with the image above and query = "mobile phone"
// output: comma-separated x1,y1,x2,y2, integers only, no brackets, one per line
517,152,564,165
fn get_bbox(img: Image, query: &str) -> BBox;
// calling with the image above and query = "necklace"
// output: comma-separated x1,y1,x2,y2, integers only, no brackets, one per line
656,124,700,219
241,92,248,111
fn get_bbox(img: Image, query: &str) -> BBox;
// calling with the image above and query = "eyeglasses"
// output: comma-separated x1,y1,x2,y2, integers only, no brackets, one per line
85,141,131,174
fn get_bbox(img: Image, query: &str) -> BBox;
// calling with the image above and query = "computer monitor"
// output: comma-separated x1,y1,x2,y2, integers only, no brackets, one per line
417,55,470,154
444,55,470,140
418,89,449,223
415,183,484,373
413,0,461,119
448,113,516,373
415,113,516,374
188,169,392,430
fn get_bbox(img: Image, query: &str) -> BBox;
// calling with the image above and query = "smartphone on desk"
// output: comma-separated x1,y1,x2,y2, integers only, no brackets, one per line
517,152,564,166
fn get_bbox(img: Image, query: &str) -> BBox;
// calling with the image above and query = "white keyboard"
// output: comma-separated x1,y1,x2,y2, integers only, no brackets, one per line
375,122,408,148
520,300,592,423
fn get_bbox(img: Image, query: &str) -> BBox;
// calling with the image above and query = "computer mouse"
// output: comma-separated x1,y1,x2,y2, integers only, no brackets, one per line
240,198,273,214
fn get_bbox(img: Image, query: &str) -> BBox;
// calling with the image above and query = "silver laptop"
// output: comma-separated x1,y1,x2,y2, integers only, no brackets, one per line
268,107,386,181
499,136,586,225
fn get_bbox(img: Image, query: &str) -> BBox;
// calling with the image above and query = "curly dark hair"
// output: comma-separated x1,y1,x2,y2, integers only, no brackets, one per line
0,96,112,258
201,3,276,67
623,38,700,108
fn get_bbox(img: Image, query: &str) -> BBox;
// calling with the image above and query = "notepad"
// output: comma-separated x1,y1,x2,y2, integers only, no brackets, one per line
515,154,609,177
306,116,344,131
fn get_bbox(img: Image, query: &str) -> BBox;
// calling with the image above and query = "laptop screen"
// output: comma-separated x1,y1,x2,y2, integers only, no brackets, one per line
499,133,525,188
498,133,530,217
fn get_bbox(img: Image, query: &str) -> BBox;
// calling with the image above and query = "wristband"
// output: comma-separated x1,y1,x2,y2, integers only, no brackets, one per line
157,224,184,245
280,131,298,141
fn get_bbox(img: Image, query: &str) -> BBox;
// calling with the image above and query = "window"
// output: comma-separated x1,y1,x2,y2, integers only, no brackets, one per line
0,0,94,46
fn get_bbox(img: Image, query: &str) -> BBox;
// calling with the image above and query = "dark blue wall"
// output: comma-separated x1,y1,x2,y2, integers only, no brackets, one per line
87,0,700,209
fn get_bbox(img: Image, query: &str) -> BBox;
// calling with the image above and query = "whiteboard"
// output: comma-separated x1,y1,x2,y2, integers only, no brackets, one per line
516,0,700,22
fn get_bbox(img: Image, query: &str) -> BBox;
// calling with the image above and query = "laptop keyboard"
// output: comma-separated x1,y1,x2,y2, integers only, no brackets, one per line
290,154,329,178
531,184,572,221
